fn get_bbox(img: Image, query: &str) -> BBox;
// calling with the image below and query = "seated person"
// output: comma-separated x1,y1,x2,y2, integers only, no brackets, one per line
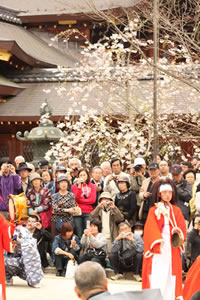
4,224,43,288
109,221,144,282
52,222,81,277
27,215,52,268
188,214,200,267
132,221,144,238
90,192,124,253
79,219,107,267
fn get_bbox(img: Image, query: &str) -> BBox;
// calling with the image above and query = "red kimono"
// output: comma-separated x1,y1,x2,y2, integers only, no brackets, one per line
142,204,186,299
0,215,14,300
183,256,200,300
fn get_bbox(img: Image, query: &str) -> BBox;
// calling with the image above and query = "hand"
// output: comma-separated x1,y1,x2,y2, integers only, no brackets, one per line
10,165,16,174
107,175,115,183
71,239,77,248
116,232,125,240
135,170,143,178
67,253,74,260
125,232,134,242
67,208,76,214
36,222,42,230
66,174,72,183
96,185,102,192
84,229,92,237
143,192,151,199
99,201,105,208
109,201,115,208
31,210,38,216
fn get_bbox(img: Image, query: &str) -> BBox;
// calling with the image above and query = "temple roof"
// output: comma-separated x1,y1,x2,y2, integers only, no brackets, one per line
0,21,76,67
0,0,140,16
0,75,25,96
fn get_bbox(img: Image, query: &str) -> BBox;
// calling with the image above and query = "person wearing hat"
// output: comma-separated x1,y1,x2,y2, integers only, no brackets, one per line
46,165,68,195
51,175,76,238
26,173,52,229
90,192,124,252
17,162,32,195
139,162,160,223
38,159,49,171
171,164,192,224
142,178,186,300
115,175,137,226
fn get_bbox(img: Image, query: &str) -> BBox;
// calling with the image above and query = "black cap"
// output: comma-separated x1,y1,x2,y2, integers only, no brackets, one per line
148,162,159,169
38,159,49,168
171,164,182,175
16,162,32,173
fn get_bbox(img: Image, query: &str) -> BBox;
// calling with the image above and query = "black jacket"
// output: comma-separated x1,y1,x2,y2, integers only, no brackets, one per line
33,228,52,268
173,179,192,221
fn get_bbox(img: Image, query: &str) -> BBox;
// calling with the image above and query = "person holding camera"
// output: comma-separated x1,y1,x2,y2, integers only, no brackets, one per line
68,157,82,184
72,168,96,239
109,221,143,281
91,166,104,207
187,214,200,267
0,162,22,219
104,158,129,201
90,192,124,252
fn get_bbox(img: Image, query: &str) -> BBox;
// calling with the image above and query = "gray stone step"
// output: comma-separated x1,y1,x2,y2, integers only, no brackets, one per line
44,266,136,280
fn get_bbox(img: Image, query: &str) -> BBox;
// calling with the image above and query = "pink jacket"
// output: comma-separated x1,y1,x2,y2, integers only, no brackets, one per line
72,182,96,213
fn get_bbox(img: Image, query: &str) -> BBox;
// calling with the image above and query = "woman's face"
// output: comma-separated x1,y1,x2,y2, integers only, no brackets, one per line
42,171,51,184
90,224,98,235
118,181,128,192
59,180,68,190
32,179,41,189
65,231,73,239
79,171,88,183
160,190,172,203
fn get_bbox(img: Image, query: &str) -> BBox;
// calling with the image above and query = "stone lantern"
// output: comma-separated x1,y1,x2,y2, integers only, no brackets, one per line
16,100,63,166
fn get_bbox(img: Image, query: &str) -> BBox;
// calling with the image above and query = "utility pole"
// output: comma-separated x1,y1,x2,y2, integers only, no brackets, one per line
153,0,159,161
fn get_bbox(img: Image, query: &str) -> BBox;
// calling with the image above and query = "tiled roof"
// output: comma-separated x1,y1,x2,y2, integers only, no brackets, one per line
0,75,25,88
0,76,199,117
0,6,22,24
0,21,76,67
0,0,140,16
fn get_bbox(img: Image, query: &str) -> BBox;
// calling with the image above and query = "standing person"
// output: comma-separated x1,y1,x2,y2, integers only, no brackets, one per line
142,178,186,300
115,175,137,225
139,162,160,224
37,159,49,172
183,169,197,220
159,160,172,178
91,166,104,207
104,158,129,200
0,163,22,219
51,176,76,238
171,164,192,225
14,156,25,169
68,157,82,184
72,168,96,238
41,170,53,187
100,161,112,180
90,192,124,252
46,165,67,195
16,162,32,195
0,214,14,300
27,173,52,230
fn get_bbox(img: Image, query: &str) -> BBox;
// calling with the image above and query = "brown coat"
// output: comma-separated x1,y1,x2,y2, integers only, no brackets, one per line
90,205,124,241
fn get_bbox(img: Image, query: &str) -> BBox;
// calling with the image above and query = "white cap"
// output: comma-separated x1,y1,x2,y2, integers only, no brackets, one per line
134,157,146,167
159,184,173,193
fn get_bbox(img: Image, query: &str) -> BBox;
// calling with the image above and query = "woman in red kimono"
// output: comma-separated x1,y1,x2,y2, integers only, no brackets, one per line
142,178,186,300
0,214,14,300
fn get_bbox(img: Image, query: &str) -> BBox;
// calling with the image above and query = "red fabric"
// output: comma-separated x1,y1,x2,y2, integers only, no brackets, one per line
72,182,96,213
0,214,15,300
142,204,186,298
183,256,200,300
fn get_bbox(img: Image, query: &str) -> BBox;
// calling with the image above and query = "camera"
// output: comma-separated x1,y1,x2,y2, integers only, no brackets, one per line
73,167,78,171
105,201,111,207
122,232,130,236
134,165,142,172
80,178,84,183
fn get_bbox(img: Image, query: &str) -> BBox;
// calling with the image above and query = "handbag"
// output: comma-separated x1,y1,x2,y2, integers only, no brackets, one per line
65,259,78,278
86,247,106,259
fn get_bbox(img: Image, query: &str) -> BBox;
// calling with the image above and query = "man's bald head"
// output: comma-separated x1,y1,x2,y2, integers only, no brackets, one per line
74,262,107,299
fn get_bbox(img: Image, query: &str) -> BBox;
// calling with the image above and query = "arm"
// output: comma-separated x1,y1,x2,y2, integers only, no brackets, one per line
90,206,102,219
177,181,192,203
89,233,107,249
188,229,198,244
77,183,96,205
110,206,124,223
40,188,52,211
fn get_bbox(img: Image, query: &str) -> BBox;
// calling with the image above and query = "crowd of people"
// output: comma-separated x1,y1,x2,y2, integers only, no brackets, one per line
0,154,200,299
